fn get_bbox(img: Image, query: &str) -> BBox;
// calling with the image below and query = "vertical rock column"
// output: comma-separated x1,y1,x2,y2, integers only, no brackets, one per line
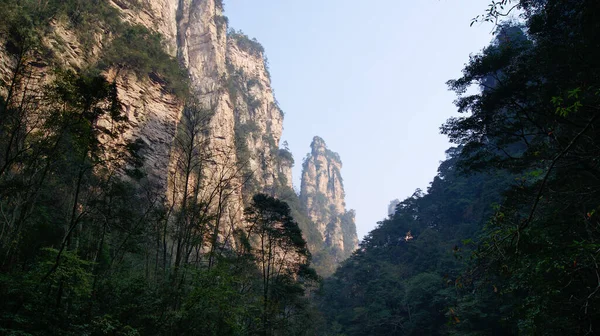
173,0,244,237
225,32,289,196
300,136,358,261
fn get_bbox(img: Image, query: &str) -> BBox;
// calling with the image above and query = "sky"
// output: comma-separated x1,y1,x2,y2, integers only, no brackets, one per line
224,0,497,240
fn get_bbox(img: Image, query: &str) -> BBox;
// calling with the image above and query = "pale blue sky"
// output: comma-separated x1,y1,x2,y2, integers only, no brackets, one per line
225,0,496,240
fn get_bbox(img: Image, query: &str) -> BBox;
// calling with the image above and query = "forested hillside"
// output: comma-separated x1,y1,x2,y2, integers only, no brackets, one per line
1,0,600,335
320,147,513,335
320,0,600,335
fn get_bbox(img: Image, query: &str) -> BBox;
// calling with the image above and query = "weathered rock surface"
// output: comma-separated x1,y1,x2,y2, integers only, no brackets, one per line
226,33,289,196
111,0,179,55
0,9,183,193
0,0,355,271
300,136,358,262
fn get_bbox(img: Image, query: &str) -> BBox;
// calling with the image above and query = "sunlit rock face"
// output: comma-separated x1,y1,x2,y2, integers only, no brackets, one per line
143,0,292,206
111,0,179,55
300,136,358,262
145,0,292,234
0,0,354,269
0,0,184,192
226,32,289,196
0,0,293,239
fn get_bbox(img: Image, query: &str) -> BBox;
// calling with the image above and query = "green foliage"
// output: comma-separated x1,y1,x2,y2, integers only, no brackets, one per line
100,25,189,96
244,194,320,335
224,61,240,101
175,260,262,335
324,1,600,335
228,29,265,56
226,61,264,112
319,148,515,335
441,1,600,332
273,97,285,117
0,13,315,336
0,0,122,51
271,185,327,269
39,248,94,299
340,210,357,256
237,121,261,137
312,192,329,213
0,0,189,97
247,78,261,89
214,0,224,11
234,120,260,195
325,148,342,164
277,148,294,165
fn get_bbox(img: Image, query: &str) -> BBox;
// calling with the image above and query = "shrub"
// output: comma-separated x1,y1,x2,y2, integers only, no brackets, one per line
100,25,189,96
228,29,265,56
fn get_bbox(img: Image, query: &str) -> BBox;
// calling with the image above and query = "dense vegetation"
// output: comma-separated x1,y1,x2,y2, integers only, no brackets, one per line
0,0,320,335
2,0,599,335
320,149,513,335
320,0,600,334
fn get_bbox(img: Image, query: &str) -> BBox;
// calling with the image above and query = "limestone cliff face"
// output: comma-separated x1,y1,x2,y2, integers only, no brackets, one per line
300,136,358,261
277,150,294,188
112,70,182,187
0,0,290,227
226,33,290,196
169,0,246,230
112,0,179,55
113,0,290,227
112,0,291,233
0,0,302,261
0,3,183,192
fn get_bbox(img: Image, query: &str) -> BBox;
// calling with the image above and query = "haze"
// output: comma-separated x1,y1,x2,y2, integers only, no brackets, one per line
225,0,496,240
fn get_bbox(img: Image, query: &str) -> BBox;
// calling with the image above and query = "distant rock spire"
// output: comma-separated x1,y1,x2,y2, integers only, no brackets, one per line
300,136,358,263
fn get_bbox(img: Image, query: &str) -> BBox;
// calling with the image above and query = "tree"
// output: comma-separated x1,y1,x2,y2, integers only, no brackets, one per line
443,1,600,333
319,145,516,335
244,193,316,335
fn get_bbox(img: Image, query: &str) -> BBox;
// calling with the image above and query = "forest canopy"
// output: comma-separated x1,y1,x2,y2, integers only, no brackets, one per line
320,0,600,335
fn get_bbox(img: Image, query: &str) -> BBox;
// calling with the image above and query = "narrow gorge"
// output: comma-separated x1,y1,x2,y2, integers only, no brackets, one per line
3,0,591,335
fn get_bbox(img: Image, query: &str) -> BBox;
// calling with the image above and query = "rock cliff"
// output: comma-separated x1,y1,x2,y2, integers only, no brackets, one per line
300,136,358,263
226,31,290,197
0,0,354,273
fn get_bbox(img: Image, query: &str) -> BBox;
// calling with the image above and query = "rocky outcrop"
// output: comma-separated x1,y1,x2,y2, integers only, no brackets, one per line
121,0,294,239
170,0,245,232
110,70,183,187
277,148,294,188
0,13,183,193
0,0,352,273
226,32,289,196
300,136,358,262
111,0,179,55
0,0,278,235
